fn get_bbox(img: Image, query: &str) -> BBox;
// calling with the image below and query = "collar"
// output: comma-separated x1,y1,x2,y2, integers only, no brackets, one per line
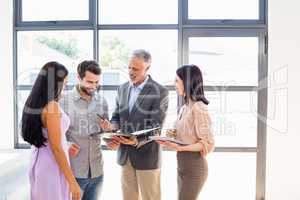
130,75,149,90
71,85,99,101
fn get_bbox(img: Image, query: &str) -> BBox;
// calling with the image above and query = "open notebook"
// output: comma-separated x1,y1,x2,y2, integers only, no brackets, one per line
148,136,189,146
101,127,161,141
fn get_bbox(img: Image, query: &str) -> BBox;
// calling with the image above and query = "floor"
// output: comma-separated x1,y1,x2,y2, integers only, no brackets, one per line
0,149,256,200
0,149,177,200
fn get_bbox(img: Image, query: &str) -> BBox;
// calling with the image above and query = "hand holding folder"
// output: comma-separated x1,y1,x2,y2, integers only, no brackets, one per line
149,136,189,146
101,127,161,148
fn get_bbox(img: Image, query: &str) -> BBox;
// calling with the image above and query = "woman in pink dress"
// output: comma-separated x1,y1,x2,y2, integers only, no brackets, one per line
21,61,81,200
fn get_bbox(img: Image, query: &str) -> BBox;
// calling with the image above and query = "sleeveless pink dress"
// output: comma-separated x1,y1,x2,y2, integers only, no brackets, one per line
29,108,71,200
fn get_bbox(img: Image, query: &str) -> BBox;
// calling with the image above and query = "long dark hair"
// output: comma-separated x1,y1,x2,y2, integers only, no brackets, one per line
21,61,68,148
176,64,209,105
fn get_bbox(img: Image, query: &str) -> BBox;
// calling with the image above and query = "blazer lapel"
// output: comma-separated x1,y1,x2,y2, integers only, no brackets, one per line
123,83,131,119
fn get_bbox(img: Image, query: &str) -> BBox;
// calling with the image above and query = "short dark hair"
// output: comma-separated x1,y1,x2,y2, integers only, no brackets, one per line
176,64,209,105
77,60,101,79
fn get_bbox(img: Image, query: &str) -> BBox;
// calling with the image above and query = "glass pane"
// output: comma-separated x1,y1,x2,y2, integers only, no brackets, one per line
17,31,93,85
102,151,256,200
189,0,259,20
99,0,178,24
17,90,30,144
98,90,117,118
163,91,178,129
207,91,257,147
201,153,256,200
99,30,178,85
189,37,258,86
22,0,89,21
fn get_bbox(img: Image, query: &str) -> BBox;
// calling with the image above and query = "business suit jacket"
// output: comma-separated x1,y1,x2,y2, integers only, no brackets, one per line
111,76,169,170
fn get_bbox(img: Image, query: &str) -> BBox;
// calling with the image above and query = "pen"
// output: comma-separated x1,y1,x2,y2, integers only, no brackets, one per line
97,113,106,121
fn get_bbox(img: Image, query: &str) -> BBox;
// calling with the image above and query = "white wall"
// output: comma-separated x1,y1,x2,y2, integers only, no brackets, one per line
266,0,300,199
0,0,14,149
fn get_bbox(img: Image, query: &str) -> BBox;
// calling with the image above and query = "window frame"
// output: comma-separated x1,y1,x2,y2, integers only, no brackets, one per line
183,0,267,26
15,0,95,27
13,0,268,199
183,28,268,200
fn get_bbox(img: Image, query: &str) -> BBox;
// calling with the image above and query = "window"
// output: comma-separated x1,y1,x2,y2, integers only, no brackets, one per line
201,153,257,200
99,30,178,85
207,91,258,147
14,0,268,199
16,90,30,144
17,31,93,85
22,0,89,21
188,0,260,20
99,0,178,24
188,37,259,86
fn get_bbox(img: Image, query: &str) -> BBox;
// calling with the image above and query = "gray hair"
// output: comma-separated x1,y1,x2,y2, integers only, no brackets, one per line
131,49,152,63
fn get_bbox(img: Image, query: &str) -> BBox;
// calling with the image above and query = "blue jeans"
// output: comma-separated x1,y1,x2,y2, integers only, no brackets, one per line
76,175,103,200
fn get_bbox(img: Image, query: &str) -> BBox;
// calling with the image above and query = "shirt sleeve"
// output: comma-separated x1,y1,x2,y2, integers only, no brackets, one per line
192,102,215,155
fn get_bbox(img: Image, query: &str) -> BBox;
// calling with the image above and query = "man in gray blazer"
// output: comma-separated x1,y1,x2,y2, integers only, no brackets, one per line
100,49,169,200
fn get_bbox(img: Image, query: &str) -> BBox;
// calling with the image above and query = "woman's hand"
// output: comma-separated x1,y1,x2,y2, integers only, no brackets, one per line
198,142,207,157
166,129,177,138
156,141,183,151
69,180,81,200
157,140,208,155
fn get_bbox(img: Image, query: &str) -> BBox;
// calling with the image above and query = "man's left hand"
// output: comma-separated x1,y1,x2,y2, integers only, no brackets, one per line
116,136,138,146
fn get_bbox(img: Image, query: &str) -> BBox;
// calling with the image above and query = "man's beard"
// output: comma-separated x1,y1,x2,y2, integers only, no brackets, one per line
78,84,97,96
